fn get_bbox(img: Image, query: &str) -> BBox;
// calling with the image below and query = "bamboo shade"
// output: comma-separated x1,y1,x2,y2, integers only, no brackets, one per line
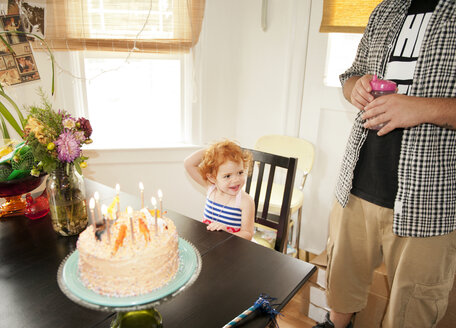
320,0,382,33
37,0,205,53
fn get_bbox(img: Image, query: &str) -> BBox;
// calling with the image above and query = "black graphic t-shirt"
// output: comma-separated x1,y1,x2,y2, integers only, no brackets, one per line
351,0,439,209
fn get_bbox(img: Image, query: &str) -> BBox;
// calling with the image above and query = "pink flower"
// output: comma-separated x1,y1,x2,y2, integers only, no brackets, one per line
74,131,86,143
55,131,81,162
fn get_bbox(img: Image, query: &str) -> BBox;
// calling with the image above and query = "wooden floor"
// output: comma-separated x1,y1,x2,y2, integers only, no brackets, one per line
277,294,317,328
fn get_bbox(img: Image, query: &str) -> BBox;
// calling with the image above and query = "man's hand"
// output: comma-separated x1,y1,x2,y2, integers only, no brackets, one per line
343,75,374,111
363,95,429,135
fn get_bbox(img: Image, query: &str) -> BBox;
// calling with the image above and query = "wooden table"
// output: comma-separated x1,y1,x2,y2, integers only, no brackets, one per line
0,179,315,327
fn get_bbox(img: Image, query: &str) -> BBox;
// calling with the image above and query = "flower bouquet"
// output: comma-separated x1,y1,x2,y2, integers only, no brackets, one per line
23,94,93,235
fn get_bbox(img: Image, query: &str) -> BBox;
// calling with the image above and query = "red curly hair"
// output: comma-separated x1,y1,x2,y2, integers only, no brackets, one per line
199,140,252,181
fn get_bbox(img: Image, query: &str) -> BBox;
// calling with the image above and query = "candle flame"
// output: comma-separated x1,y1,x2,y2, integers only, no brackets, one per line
116,183,120,193
89,197,95,209
158,189,163,200
101,204,108,215
127,206,133,216
151,196,157,208
139,182,144,191
94,191,100,201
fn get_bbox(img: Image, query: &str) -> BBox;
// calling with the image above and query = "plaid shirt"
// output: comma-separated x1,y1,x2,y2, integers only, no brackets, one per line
336,0,456,237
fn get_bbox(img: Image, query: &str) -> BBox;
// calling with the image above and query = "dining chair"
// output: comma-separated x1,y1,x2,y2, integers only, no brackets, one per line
244,148,297,253
250,135,315,258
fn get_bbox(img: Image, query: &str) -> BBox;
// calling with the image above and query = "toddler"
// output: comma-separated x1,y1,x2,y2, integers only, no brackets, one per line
184,140,255,240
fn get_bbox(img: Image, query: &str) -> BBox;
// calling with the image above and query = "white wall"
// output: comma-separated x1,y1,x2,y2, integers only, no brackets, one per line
5,0,358,255
198,0,310,145
298,1,358,254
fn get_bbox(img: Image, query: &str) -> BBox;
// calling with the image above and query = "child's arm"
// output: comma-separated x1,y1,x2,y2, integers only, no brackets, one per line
184,148,209,188
233,192,255,240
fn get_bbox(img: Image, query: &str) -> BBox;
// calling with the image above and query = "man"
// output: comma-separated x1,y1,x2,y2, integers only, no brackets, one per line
314,0,456,327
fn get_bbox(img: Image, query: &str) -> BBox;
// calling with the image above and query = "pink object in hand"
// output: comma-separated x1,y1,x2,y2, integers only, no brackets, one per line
369,75,397,130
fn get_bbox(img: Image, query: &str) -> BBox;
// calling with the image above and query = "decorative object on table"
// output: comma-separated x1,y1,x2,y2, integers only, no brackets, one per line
223,294,281,328
23,93,92,235
0,170,46,217
24,190,49,219
0,139,47,217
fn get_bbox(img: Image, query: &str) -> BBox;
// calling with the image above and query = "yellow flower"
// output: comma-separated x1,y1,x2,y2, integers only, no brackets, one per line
25,117,56,145
24,117,43,135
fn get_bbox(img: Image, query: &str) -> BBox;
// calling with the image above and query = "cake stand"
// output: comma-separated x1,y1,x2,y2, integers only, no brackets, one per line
57,238,202,328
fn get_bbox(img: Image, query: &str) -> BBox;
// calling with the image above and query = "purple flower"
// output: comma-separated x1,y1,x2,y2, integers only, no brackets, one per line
55,131,81,162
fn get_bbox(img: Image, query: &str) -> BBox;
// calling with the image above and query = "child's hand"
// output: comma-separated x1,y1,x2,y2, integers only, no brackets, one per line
206,221,228,232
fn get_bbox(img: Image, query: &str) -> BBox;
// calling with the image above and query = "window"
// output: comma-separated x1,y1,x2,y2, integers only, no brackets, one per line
78,51,190,149
324,33,362,87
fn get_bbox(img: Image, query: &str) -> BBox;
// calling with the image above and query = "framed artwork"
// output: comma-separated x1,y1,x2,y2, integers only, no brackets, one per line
0,68,21,85
0,57,6,71
0,14,40,86
7,0,45,38
1,15,27,44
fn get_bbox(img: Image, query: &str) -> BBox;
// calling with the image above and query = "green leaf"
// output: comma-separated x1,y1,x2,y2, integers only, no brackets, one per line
0,35,15,55
75,162,82,175
0,91,25,127
0,102,23,137
0,115,10,139
25,33,55,95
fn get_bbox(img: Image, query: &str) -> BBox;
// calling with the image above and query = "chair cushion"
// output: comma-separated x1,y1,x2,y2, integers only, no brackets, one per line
252,228,276,249
247,181,304,214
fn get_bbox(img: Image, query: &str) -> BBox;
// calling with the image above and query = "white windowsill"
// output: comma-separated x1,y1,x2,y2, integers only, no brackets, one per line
84,144,201,165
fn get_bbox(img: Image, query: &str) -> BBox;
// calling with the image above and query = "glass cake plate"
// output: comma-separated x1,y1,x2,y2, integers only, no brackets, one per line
57,238,202,314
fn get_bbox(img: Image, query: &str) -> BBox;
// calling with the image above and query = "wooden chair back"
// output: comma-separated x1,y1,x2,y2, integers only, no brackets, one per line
244,148,297,253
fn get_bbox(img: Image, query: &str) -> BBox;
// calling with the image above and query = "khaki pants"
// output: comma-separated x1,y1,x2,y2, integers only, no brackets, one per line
326,194,456,328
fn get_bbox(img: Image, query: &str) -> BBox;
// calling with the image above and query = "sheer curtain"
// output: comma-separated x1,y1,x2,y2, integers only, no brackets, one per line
320,0,382,33
38,0,205,53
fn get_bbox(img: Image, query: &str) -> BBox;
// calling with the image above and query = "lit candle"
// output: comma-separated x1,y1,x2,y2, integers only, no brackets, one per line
115,183,121,216
102,204,110,244
127,206,135,243
139,182,145,209
94,191,102,222
158,189,163,218
89,197,96,232
151,196,158,234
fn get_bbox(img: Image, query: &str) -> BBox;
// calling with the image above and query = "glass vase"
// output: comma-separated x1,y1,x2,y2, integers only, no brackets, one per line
46,163,88,236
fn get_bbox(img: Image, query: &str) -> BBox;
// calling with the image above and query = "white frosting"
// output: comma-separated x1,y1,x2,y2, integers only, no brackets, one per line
77,211,179,297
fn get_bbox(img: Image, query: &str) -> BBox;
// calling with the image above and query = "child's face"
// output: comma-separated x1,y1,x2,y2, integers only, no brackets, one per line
211,160,246,196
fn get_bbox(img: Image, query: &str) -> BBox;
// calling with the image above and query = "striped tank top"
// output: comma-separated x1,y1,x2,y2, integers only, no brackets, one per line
203,185,242,233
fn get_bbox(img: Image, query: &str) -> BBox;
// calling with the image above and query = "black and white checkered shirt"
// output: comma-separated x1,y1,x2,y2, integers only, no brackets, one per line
336,0,456,237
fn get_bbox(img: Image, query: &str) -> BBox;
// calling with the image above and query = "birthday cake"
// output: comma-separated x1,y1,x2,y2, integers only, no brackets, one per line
76,209,179,297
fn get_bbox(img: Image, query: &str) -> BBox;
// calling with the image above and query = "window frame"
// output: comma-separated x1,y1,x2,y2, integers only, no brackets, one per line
70,50,194,150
